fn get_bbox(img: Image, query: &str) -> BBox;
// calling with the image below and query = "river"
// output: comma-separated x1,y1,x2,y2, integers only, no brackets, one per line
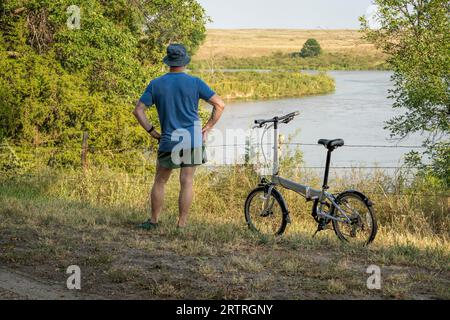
206,71,424,171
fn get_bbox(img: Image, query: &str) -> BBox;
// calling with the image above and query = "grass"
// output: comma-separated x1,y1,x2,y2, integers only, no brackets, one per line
191,51,388,71
192,71,335,100
0,30,443,300
193,29,388,71
195,29,380,60
0,161,448,299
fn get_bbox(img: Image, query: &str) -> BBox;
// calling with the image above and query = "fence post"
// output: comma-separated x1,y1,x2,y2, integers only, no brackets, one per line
81,131,89,172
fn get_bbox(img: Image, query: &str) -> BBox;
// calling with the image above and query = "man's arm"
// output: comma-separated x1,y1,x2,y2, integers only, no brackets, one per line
132,101,161,141
202,94,225,137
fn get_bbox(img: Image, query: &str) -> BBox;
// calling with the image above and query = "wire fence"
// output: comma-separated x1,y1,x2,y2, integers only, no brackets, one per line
1,142,427,151
0,141,429,170
0,138,445,197
122,163,424,170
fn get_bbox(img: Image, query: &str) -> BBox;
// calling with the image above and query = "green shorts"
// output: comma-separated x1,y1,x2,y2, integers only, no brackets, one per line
157,146,207,169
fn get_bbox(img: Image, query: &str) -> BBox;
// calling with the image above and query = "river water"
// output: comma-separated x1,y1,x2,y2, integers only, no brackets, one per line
206,71,424,170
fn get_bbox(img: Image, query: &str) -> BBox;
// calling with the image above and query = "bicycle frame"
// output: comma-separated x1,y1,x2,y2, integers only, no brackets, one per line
263,120,353,224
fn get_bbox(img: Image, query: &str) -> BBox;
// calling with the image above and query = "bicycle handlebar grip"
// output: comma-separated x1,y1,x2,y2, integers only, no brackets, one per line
287,111,300,118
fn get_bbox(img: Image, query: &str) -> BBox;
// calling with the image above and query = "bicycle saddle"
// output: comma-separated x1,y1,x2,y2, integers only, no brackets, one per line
318,139,345,149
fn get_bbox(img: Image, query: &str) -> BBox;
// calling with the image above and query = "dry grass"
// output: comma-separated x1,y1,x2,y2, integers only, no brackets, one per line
0,163,448,299
194,29,380,60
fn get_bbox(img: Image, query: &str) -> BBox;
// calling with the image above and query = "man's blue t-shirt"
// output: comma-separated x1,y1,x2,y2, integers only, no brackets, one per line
139,72,215,152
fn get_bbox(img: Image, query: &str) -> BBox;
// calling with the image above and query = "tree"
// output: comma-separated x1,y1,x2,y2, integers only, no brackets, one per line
361,0,450,186
299,39,322,58
0,0,209,167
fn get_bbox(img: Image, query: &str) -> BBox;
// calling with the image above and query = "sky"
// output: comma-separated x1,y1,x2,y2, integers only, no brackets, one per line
197,0,375,29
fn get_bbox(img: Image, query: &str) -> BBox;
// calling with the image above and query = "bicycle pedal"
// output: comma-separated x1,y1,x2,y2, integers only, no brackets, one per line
285,214,291,224
312,224,325,237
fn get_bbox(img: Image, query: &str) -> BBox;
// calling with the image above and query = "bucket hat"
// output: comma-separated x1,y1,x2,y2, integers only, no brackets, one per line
163,44,191,67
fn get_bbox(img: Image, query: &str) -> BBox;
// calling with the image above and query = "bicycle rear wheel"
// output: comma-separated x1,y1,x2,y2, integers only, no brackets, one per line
331,191,377,245
244,186,288,236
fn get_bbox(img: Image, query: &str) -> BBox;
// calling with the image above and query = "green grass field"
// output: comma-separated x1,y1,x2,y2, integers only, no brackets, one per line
193,71,335,100
191,51,388,71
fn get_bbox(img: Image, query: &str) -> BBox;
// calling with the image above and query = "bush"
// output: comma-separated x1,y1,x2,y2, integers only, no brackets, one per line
299,39,322,58
195,71,335,100
0,0,209,168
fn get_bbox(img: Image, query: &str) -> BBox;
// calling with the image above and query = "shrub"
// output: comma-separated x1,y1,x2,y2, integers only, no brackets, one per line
0,0,209,168
299,38,322,58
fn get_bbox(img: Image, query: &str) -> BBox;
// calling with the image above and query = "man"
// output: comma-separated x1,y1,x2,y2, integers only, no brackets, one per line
133,44,225,229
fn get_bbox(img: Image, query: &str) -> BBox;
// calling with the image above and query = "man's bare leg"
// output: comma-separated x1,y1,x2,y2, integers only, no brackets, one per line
178,166,196,227
150,164,172,224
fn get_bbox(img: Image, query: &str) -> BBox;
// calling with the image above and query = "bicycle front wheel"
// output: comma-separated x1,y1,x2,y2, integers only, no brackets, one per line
244,186,288,236
331,191,377,245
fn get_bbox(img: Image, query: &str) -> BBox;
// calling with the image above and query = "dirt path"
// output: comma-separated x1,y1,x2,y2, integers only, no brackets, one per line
0,267,100,300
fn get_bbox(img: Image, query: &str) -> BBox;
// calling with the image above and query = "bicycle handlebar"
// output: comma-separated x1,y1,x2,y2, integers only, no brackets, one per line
254,111,300,127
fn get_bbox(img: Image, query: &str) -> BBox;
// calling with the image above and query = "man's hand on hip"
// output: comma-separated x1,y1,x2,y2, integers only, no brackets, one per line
149,130,161,143
202,125,212,143
203,94,225,144
133,101,161,143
